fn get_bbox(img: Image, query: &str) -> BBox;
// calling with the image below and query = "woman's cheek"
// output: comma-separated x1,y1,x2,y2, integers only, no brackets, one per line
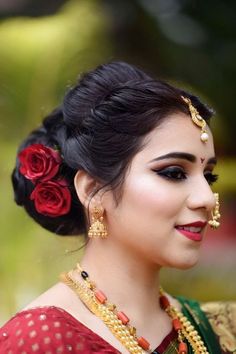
125,176,174,211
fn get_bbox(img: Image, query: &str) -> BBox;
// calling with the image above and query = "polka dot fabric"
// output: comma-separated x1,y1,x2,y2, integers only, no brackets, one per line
0,306,121,353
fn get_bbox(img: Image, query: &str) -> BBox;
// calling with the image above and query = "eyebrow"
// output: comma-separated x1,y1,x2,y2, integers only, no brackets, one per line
149,152,217,165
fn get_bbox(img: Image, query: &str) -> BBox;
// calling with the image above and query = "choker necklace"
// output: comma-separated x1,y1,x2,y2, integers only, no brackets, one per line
60,264,209,354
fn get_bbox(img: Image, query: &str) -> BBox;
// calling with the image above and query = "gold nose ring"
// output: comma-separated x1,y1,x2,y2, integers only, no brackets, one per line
208,193,220,229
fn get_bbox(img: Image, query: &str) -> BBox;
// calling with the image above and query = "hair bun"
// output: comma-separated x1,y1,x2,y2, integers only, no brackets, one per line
12,108,86,236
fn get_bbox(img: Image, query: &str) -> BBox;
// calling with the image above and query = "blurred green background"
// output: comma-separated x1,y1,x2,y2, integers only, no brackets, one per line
1,0,236,325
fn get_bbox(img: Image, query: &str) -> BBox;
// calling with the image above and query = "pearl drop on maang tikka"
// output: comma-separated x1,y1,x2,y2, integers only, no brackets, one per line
181,96,209,142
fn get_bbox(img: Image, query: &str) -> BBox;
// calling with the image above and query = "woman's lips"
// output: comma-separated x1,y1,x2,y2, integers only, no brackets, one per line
175,222,207,242
175,227,202,241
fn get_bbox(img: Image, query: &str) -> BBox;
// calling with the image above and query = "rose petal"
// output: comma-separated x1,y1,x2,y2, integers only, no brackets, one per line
19,144,62,182
30,180,71,217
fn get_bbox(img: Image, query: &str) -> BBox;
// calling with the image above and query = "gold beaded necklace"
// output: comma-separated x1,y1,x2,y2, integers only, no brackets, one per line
60,264,209,354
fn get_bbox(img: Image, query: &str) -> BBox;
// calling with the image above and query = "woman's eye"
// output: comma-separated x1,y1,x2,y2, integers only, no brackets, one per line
154,167,187,181
204,172,219,185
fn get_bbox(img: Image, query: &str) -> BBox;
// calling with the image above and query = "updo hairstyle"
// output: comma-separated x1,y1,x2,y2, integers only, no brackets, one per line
11,61,213,236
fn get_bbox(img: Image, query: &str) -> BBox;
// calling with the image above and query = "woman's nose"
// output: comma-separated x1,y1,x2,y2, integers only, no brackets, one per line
188,178,216,212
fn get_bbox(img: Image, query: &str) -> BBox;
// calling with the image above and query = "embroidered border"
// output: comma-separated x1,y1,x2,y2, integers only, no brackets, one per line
201,302,236,353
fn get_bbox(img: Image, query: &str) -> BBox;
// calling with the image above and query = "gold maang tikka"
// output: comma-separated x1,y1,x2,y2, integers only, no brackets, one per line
88,206,108,238
208,193,221,229
181,96,209,143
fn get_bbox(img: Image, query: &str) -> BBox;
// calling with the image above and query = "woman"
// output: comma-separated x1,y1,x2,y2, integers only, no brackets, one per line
0,61,235,353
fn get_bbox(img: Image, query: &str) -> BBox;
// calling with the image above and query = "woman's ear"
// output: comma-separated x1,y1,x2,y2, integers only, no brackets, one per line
74,170,98,208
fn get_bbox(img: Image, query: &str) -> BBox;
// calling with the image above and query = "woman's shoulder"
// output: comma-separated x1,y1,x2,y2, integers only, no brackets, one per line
200,299,236,322
177,295,236,354
0,305,119,353
200,300,236,353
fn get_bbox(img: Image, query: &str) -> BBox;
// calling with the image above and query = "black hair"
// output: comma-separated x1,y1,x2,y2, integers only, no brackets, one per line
11,61,213,236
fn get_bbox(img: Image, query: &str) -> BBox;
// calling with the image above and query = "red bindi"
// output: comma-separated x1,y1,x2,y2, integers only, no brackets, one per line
200,158,205,164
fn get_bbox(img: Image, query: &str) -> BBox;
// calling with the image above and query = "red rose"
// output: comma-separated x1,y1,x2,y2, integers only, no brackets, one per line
19,144,62,182
30,179,71,217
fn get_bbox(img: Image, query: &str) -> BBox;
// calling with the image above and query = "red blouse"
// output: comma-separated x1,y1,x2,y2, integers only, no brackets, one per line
0,306,177,353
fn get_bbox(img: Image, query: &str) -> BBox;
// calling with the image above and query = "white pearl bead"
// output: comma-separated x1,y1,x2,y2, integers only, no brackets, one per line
201,132,209,142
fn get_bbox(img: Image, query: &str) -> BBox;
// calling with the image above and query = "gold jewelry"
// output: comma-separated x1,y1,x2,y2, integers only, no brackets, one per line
159,287,208,354
88,206,108,238
61,271,144,353
60,264,209,354
181,96,209,143
208,193,220,229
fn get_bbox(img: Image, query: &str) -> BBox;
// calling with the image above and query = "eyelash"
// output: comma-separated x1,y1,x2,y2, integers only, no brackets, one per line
154,167,219,186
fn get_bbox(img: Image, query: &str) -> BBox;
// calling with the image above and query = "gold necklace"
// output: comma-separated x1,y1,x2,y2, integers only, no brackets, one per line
60,264,209,354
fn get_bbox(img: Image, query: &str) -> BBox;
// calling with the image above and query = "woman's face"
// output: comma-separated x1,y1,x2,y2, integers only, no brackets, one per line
103,112,217,269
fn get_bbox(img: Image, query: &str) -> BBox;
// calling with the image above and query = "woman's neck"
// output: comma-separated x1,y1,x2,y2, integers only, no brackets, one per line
80,239,163,324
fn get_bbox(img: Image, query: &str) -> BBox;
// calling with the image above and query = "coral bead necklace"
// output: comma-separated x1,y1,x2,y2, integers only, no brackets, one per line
60,264,209,354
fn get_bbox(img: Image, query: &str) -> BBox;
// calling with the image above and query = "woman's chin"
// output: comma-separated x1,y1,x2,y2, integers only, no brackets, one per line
166,254,200,270
177,257,200,270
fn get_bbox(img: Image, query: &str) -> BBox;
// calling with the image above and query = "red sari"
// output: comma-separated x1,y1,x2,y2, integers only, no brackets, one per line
0,306,177,353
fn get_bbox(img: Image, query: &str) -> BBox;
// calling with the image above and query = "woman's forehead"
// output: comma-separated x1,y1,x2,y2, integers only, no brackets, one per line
136,113,215,161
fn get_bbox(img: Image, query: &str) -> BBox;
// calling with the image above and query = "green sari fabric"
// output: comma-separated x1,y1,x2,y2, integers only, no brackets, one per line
158,296,222,354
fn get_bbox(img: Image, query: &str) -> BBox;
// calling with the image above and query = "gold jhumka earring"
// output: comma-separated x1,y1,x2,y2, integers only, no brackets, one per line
181,96,209,143
208,193,221,229
88,206,108,238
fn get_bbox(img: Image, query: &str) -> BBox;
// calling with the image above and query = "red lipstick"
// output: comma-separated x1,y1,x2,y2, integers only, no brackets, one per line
175,221,207,242
178,221,207,228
